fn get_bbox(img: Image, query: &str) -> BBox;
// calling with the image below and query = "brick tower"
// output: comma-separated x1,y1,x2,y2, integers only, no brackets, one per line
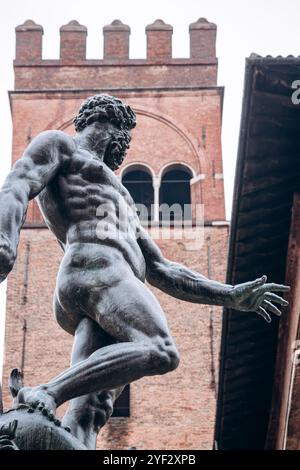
2,17,228,449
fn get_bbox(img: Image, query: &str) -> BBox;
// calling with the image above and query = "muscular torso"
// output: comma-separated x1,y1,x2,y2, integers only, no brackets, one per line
37,141,146,283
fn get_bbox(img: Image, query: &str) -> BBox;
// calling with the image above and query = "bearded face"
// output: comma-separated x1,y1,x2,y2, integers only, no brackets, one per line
104,130,131,171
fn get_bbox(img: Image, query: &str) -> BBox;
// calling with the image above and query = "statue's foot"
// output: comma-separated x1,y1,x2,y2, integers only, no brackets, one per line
15,386,57,421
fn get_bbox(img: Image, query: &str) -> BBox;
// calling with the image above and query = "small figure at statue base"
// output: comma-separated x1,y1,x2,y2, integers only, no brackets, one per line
0,407,87,451
0,369,86,450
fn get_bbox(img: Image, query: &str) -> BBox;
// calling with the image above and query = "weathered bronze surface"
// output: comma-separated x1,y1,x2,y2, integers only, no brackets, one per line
0,95,289,450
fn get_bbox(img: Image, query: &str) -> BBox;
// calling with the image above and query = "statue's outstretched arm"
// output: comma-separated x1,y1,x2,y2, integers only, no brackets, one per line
138,227,289,322
0,130,68,283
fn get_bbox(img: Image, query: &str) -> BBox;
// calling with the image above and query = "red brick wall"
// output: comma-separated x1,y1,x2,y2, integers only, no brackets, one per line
10,89,225,224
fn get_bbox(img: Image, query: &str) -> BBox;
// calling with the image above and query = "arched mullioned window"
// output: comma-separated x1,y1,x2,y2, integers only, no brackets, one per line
122,166,154,221
159,165,192,221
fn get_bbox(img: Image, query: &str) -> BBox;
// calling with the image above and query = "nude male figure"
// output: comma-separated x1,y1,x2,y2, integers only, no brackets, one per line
0,95,289,449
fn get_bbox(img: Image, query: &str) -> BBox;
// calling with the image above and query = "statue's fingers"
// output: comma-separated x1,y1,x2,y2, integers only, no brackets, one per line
242,275,267,291
47,410,55,421
40,405,54,419
10,420,18,436
265,293,288,306
0,439,15,447
262,283,290,293
41,407,55,422
263,300,282,316
27,398,41,410
0,444,17,450
257,306,272,323
37,402,45,411
0,438,12,444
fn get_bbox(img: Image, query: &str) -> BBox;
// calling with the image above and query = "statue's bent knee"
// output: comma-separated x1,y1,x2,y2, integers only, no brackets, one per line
150,337,180,375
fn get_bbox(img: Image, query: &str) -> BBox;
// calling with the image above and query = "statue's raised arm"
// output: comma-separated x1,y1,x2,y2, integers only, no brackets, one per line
0,130,70,283
137,226,289,323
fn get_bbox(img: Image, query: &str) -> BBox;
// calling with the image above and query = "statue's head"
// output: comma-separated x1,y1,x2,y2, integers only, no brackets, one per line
74,94,136,170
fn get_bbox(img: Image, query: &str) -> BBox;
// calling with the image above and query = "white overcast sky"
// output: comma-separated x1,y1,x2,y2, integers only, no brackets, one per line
0,0,299,377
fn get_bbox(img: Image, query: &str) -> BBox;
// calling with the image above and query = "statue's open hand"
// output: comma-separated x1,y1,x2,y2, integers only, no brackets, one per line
230,275,289,323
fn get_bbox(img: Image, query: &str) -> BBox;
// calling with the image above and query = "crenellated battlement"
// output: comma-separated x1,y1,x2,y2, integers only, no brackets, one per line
60,20,87,61
13,18,218,90
15,18,217,63
103,19,131,60
15,19,44,62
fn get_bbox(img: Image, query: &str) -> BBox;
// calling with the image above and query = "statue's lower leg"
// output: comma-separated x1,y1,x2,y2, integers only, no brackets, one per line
16,335,178,416
61,317,124,448
62,388,123,449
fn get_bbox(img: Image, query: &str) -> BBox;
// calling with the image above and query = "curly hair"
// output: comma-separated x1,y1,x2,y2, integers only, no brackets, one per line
73,94,136,132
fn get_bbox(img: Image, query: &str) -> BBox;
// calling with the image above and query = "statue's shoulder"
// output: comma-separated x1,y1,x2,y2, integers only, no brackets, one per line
29,130,75,157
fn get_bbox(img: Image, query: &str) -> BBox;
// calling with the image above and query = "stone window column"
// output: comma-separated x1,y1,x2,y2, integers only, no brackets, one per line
152,176,161,223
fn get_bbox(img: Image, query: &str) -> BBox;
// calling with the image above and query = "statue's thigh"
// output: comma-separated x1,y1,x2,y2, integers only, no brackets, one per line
71,316,116,364
92,278,172,343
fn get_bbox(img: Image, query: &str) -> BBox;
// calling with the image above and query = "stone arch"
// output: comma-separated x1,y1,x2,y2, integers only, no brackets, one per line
56,106,208,175
119,162,155,181
133,107,207,175
158,161,196,181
